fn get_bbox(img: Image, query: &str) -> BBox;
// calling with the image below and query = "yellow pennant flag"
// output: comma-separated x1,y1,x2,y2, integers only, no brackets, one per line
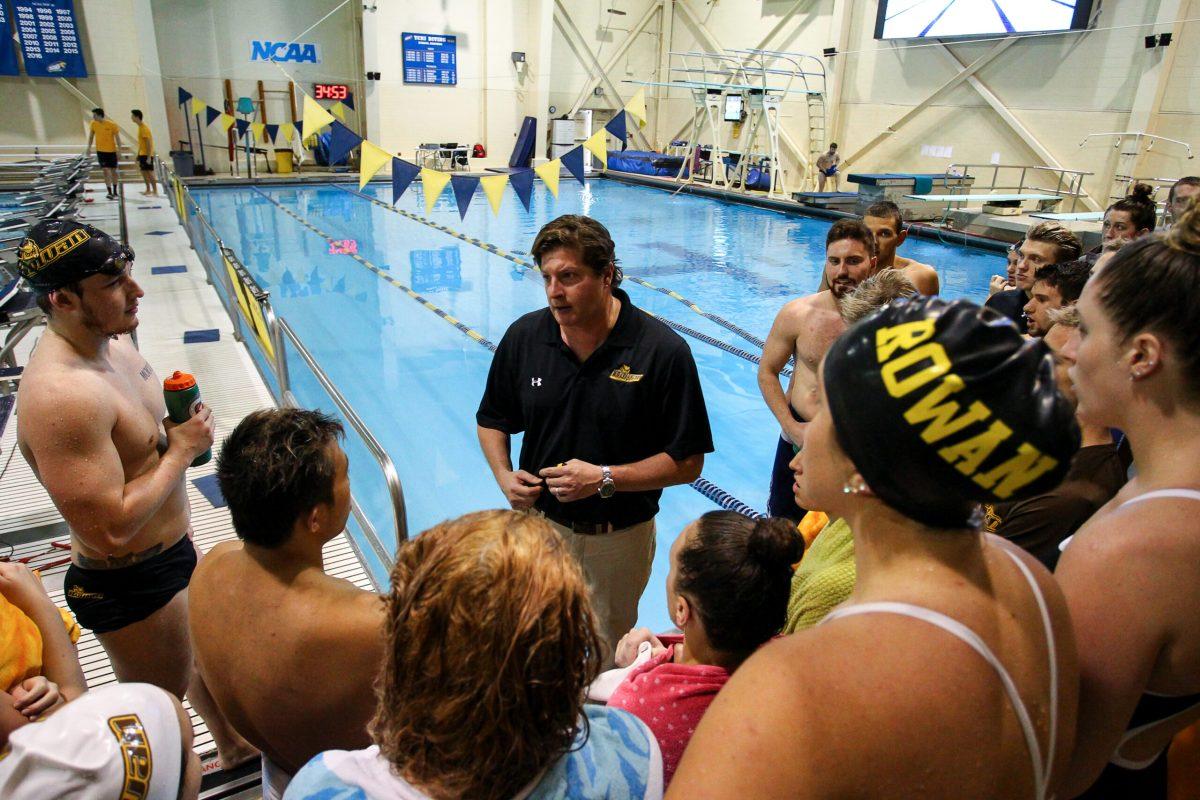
583,129,608,167
480,174,508,215
535,159,561,198
359,140,393,190
302,94,336,137
624,87,648,128
218,113,236,132
250,122,265,142
329,101,346,122
420,168,452,214
279,122,295,143
189,97,206,116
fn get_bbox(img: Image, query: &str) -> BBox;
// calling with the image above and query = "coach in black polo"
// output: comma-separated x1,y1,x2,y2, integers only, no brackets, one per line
477,214,713,658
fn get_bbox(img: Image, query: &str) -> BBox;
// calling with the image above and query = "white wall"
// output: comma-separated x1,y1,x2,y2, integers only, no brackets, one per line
362,0,553,165
150,0,361,173
545,0,1200,202
0,0,168,154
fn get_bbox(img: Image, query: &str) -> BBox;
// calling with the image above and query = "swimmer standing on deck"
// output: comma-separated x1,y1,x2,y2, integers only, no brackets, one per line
15,219,255,770
759,219,876,522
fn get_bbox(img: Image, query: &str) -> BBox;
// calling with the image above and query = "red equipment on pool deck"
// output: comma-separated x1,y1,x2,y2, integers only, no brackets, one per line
473,144,486,158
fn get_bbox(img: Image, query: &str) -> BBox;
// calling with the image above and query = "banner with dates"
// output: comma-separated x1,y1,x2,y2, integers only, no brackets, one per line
12,0,87,78
0,4,19,75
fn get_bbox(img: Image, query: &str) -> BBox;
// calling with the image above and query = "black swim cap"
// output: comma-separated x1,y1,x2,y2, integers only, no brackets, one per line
823,297,1079,528
17,220,133,293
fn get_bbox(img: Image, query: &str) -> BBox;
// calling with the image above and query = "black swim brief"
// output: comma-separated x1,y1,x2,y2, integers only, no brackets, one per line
137,155,152,171
64,535,197,634
96,151,118,169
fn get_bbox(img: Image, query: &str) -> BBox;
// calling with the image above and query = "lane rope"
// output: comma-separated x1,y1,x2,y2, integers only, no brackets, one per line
329,183,791,378
250,185,766,518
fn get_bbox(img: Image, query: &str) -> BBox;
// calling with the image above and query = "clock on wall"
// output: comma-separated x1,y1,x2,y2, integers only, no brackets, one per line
313,83,350,101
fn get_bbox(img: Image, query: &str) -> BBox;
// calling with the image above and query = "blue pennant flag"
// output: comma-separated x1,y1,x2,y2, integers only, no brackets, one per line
326,121,363,167
234,118,250,138
391,158,421,204
264,124,279,142
294,120,304,138
509,169,535,211
450,174,481,220
343,93,354,110
177,87,192,107
604,112,628,151
205,106,221,127
561,146,586,186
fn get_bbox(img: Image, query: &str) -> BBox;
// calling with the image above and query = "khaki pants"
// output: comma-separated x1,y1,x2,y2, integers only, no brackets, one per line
534,513,657,665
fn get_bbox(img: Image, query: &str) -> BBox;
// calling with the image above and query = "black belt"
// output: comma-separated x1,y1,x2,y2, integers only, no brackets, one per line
539,507,649,535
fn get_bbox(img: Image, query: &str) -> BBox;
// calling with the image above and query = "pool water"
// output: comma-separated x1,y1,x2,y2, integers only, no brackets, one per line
193,177,1004,631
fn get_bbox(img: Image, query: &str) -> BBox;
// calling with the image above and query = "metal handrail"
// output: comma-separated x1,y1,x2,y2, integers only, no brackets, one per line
171,171,407,566
944,163,1093,213
276,318,407,562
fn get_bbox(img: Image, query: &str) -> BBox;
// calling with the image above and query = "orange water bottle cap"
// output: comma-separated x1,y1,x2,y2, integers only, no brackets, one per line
163,370,196,391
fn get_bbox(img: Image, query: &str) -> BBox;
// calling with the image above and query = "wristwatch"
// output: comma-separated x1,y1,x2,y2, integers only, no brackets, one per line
599,465,616,499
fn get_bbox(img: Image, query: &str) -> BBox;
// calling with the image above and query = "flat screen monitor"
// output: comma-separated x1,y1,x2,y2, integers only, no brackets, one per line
723,94,744,123
875,0,1094,40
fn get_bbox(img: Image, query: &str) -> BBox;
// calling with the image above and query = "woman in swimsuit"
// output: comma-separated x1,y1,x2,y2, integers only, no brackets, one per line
1057,200,1200,799
668,297,1082,799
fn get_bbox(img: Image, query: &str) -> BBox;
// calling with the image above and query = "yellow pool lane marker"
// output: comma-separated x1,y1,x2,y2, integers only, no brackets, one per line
250,187,498,352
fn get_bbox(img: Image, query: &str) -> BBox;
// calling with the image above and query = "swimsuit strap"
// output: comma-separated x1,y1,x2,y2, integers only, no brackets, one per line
822,549,1057,800
1118,488,1200,509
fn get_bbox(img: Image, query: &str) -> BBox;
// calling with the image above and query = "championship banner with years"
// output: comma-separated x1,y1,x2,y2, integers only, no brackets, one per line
0,4,19,76
12,0,86,77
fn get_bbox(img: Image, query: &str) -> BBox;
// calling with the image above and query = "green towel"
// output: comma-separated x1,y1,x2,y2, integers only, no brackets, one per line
782,517,856,634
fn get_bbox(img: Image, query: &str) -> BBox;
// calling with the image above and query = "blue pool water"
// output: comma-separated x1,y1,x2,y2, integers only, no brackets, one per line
192,177,1004,631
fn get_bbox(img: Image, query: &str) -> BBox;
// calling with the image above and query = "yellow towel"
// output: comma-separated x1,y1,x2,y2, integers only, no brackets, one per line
0,589,81,693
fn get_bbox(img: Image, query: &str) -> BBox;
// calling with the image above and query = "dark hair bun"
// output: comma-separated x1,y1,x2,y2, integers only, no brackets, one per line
1167,200,1200,256
748,517,804,570
1130,183,1155,203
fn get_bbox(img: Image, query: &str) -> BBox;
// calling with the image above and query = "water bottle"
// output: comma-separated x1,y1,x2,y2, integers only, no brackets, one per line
163,370,211,467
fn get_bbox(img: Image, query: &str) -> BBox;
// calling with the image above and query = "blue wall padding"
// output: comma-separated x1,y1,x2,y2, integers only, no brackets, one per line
606,150,689,177
509,116,537,168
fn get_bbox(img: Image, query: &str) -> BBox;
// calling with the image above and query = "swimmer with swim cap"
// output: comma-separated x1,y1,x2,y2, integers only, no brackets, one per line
15,219,257,767
672,298,1083,799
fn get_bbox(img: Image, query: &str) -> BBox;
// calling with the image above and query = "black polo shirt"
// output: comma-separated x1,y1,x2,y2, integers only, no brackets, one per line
985,287,1028,333
477,288,713,528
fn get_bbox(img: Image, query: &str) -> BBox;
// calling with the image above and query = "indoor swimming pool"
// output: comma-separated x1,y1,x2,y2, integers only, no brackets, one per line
191,177,1003,631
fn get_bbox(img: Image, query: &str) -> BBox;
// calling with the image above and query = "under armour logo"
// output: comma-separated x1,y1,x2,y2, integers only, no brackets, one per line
531,377,542,387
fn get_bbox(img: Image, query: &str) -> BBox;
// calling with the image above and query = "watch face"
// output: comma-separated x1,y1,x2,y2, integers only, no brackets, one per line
600,481,616,499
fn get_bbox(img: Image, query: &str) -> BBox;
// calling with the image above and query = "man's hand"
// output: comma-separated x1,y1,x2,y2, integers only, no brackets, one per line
540,460,603,503
499,469,543,510
10,676,62,719
989,274,1012,297
614,627,666,668
0,562,56,618
163,403,214,463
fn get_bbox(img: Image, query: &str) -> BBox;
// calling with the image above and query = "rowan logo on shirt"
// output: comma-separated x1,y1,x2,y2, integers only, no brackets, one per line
609,365,643,384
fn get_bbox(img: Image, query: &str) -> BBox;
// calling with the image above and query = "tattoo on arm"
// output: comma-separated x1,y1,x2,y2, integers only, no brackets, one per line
75,541,164,570
138,362,154,381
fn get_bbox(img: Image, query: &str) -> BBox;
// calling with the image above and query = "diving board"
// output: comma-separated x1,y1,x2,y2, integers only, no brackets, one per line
1029,211,1104,221
904,193,1062,203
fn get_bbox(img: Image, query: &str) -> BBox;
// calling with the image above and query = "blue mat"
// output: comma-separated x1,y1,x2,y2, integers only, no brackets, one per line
191,473,226,508
151,265,187,275
183,328,220,343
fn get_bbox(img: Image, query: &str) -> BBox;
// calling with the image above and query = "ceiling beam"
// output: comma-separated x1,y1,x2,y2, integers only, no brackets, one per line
566,0,663,118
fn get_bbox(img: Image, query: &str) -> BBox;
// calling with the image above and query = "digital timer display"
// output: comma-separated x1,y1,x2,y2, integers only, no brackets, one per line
313,83,349,101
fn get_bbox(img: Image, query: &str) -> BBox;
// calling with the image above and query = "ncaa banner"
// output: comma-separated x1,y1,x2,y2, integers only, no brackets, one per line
12,0,87,78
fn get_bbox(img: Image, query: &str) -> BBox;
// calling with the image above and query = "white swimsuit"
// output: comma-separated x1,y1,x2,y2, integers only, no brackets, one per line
821,547,1059,800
